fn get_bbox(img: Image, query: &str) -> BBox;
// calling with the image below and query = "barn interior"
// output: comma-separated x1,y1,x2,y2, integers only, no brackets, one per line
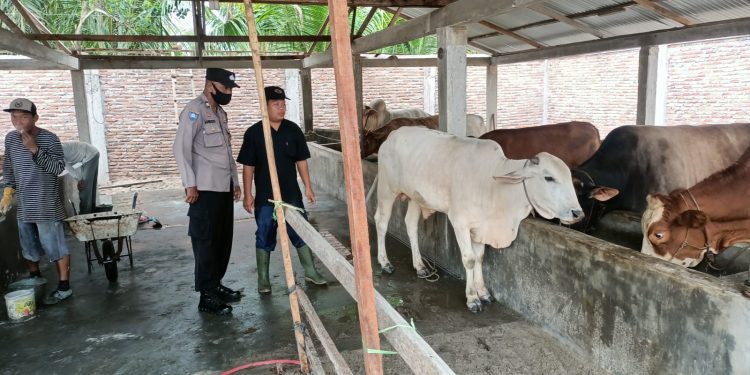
1,0,750,374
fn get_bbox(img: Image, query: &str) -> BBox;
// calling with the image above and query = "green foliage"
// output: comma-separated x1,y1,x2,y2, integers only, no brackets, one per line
1,0,436,55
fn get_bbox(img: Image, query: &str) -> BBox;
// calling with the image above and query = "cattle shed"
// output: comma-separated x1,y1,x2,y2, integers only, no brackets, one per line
1,0,750,374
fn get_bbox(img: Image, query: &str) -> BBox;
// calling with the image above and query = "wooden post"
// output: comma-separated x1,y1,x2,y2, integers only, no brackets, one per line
242,1,310,373
327,0,384,373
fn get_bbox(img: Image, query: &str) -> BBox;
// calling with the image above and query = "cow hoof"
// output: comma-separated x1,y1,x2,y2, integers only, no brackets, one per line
467,301,483,313
480,294,495,304
381,264,395,275
416,268,430,278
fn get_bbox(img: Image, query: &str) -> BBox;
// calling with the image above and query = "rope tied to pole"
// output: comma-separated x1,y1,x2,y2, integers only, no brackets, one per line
365,319,418,355
268,199,305,221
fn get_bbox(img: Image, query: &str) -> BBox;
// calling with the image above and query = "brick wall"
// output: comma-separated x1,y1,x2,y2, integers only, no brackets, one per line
2,36,749,182
666,37,750,125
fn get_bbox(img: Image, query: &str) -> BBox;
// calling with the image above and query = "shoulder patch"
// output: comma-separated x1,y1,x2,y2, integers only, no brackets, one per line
189,112,199,121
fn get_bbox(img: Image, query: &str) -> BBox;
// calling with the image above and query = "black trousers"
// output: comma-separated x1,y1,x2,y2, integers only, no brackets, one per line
187,189,234,292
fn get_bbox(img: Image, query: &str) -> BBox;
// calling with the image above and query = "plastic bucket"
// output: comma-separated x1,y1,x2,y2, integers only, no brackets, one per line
5,289,36,322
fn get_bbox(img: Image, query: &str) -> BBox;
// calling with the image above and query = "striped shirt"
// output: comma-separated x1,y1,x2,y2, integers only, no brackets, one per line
3,127,66,222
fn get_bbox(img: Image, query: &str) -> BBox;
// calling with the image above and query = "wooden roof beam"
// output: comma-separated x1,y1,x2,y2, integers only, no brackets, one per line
355,7,379,38
184,0,453,6
10,0,71,54
0,27,79,69
27,34,332,43
307,15,330,54
527,3,608,39
0,9,25,34
478,20,544,48
633,0,694,26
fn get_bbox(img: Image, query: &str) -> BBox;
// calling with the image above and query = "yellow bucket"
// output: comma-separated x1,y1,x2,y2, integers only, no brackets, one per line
4,289,36,322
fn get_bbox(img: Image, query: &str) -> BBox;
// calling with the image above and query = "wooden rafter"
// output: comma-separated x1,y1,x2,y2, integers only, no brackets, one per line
307,15,330,54
381,6,501,55
10,0,70,52
27,34,332,43
633,0,693,26
356,7,379,38
192,0,205,58
527,3,608,39
184,0,453,6
350,6,357,37
478,20,544,48
0,9,25,34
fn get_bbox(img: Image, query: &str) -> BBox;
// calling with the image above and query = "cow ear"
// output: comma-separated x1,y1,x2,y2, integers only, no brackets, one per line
371,99,386,112
493,173,526,184
590,187,619,201
675,210,708,229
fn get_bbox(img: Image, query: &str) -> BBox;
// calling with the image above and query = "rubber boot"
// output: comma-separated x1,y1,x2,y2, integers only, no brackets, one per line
296,245,327,286
256,249,271,295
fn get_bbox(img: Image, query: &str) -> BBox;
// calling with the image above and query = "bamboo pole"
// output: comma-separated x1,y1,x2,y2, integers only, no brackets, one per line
327,0,383,373
242,1,310,373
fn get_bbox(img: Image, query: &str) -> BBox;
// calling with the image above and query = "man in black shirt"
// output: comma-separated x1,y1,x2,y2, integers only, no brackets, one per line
237,86,326,295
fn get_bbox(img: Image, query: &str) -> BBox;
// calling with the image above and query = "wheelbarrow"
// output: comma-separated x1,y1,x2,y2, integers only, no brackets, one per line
64,209,141,282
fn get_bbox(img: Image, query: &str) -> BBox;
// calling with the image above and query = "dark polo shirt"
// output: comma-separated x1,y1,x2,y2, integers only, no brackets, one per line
237,119,310,207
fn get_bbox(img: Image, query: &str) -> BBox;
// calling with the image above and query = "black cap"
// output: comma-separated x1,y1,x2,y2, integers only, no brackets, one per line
265,86,289,101
206,68,239,88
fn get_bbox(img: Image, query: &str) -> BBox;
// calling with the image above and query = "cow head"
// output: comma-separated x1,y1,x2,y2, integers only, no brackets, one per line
494,152,585,225
362,107,382,132
569,169,619,231
361,127,378,158
641,193,712,267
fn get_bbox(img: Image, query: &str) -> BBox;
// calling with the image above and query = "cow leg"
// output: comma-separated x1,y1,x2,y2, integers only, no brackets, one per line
374,184,397,274
404,200,428,277
454,228,481,312
472,241,494,304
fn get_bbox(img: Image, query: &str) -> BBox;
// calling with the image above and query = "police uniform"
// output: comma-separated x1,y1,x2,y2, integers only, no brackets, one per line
173,74,239,300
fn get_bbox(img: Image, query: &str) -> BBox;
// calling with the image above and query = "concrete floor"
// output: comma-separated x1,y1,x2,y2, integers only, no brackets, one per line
0,187,601,374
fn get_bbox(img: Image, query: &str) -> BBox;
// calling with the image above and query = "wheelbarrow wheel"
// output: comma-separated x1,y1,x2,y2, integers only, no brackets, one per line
102,240,118,282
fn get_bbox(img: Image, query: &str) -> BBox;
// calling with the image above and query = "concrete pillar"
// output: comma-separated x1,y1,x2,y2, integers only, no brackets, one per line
70,70,91,143
486,64,497,130
300,68,314,133
636,45,668,125
542,59,550,124
423,67,437,114
285,69,302,126
437,26,467,136
84,70,110,184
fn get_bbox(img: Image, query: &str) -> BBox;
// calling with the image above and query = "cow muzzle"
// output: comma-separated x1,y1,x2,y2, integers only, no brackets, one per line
560,209,585,225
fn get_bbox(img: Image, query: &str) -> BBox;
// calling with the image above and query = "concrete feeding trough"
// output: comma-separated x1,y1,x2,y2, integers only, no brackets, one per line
308,141,750,375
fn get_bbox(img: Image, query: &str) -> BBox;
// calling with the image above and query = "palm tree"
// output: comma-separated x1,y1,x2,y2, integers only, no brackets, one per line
1,0,436,55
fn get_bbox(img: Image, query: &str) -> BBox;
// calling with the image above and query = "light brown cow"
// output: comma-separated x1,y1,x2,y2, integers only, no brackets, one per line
641,146,750,268
361,116,440,158
479,121,601,168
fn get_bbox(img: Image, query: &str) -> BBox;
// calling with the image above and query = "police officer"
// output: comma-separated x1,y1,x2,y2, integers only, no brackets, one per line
173,68,242,315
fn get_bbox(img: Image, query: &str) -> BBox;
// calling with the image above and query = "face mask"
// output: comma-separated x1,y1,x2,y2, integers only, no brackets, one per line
211,83,232,105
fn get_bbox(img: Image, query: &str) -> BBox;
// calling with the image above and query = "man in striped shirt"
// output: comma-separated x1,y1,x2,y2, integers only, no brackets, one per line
1,98,72,304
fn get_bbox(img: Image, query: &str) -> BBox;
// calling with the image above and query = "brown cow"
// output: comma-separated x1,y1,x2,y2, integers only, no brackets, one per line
361,116,439,158
641,146,750,269
479,122,600,168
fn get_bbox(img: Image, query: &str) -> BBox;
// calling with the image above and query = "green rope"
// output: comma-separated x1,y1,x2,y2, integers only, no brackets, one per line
268,199,304,221
365,319,418,355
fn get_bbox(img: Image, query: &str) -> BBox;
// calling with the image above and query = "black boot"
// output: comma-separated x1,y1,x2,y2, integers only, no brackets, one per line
199,291,232,315
215,284,241,302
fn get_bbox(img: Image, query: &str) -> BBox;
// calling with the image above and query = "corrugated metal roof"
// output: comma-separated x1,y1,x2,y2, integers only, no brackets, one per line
397,0,750,56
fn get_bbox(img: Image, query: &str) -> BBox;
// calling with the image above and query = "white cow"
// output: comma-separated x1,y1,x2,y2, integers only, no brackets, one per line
374,127,584,312
362,99,430,132
466,114,488,138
